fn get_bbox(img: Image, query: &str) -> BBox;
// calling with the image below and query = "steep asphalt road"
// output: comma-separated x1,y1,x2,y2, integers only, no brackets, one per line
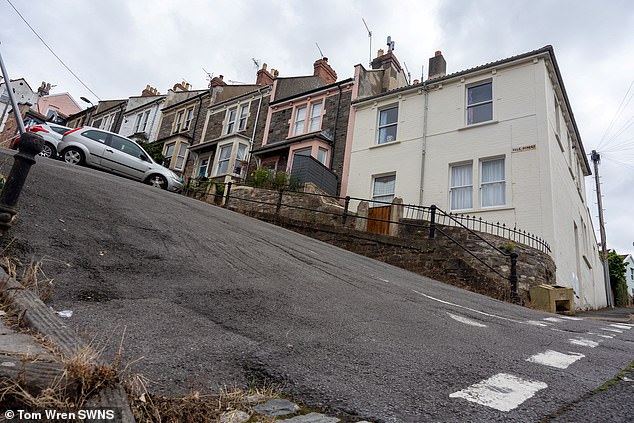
2,150,633,422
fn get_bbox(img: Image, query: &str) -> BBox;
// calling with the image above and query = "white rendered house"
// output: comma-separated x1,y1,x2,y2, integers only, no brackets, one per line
345,46,606,309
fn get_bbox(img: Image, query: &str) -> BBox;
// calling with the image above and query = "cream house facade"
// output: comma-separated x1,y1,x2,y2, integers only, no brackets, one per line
346,46,607,309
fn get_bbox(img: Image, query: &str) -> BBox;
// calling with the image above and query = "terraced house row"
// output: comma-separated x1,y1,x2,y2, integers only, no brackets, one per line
64,45,607,310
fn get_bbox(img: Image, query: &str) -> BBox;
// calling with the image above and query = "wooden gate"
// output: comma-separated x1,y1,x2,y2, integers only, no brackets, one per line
367,205,391,235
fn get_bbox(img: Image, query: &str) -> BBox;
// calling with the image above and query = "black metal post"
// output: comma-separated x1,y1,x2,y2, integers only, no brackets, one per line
342,195,350,225
429,204,437,239
274,189,284,222
223,181,232,208
0,132,44,234
510,252,520,304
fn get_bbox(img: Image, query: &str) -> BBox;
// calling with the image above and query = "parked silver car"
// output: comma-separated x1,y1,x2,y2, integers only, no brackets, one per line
11,122,71,158
58,127,183,191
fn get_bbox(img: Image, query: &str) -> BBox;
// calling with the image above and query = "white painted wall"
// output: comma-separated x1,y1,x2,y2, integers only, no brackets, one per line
119,96,165,143
346,54,607,309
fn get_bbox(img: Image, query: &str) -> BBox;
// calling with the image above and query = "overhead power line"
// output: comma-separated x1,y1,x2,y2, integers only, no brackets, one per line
597,78,633,151
6,0,101,100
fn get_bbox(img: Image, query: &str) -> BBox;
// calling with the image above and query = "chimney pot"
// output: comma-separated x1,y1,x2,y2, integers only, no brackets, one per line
413,79,420,84
377,49,385,58
262,63,268,70
435,50,442,57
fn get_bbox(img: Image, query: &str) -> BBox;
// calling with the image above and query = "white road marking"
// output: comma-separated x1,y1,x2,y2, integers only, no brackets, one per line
543,317,563,322
412,290,523,323
449,373,547,412
569,338,599,348
526,350,585,369
557,315,583,320
601,327,623,333
526,320,550,327
610,324,632,330
447,312,487,327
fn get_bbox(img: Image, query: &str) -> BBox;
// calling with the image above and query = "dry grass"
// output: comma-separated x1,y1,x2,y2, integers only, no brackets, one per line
127,383,280,423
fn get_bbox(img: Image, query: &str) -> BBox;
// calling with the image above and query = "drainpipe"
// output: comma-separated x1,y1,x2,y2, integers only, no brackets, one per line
245,87,266,180
186,94,205,177
419,82,429,206
328,83,343,170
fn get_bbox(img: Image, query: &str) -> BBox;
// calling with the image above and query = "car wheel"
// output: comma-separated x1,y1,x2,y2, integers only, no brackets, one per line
38,142,56,158
63,148,84,165
147,174,167,190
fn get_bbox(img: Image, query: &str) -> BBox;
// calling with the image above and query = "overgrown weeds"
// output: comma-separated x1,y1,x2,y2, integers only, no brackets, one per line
0,255,55,303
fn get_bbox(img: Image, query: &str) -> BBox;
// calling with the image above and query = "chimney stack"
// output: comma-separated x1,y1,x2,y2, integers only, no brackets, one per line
173,81,191,92
142,84,160,96
256,63,277,86
428,50,446,80
209,75,227,88
370,48,402,72
313,57,337,84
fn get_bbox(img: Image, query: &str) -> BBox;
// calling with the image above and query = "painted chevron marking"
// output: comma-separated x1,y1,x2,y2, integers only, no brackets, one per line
449,373,547,412
447,312,487,327
526,350,585,369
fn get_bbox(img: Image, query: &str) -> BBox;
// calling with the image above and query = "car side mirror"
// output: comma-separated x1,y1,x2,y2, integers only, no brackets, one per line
140,153,150,162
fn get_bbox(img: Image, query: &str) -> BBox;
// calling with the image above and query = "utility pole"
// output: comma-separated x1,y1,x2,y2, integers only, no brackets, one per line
591,150,613,307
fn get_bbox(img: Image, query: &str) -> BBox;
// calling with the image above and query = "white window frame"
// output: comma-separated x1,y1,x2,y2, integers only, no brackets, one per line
163,143,175,168
134,113,143,132
377,105,398,144
371,174,396,207
238,104,249,131
449,162,473,211
480,158,506,208
183,107,194,131
466,80,493,125
99,113,116,131
291,100,324,136
174,142,189,171
215,144,233,176
141,110,150,132
225,108,237,134
173,110,184,134
317,147,328,165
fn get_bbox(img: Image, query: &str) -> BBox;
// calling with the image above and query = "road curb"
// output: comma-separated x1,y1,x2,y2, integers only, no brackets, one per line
0,268,135,422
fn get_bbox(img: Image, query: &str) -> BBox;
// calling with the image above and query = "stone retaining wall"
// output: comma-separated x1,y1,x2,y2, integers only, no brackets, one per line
224,185,556,303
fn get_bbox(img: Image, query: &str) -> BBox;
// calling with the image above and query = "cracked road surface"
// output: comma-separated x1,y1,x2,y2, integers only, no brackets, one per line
3,151,634,422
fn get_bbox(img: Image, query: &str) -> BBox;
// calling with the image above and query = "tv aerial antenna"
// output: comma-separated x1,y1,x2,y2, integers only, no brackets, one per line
315,42,325,59
362,18,372,66
251,58,260,69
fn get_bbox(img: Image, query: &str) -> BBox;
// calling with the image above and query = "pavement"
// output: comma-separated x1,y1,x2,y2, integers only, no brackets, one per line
576,307,634,323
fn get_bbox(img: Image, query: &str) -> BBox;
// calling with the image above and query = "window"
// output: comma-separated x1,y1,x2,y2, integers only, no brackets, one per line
173,111,184,134
308,102,322,132
225,108,237,134
234,144,248,174
134,113,143,133
216,144,232,175
480,158,505,207
135,110,150,133
450,163,473,210
164,143,175,167
317,148,328,165
198,158,209,177
82,130,108,144
372,174,396,206
293,105,307,136
377,106,398,144
238,104,249,131
292,101,323,136
467,81,493,125
174,143,188,170
141,110,150,132
183,107,194,130
110,135,144,158
99,113,116,131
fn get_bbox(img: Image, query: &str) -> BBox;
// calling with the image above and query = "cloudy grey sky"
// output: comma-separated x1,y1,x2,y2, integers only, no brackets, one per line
1,0,633,254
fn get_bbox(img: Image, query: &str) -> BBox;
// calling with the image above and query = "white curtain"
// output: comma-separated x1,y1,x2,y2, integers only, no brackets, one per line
450,164,472,210
372,175,396,205
481,159,505,207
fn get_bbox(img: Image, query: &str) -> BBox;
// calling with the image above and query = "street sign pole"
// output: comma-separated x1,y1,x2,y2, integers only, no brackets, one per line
0,43,26,135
